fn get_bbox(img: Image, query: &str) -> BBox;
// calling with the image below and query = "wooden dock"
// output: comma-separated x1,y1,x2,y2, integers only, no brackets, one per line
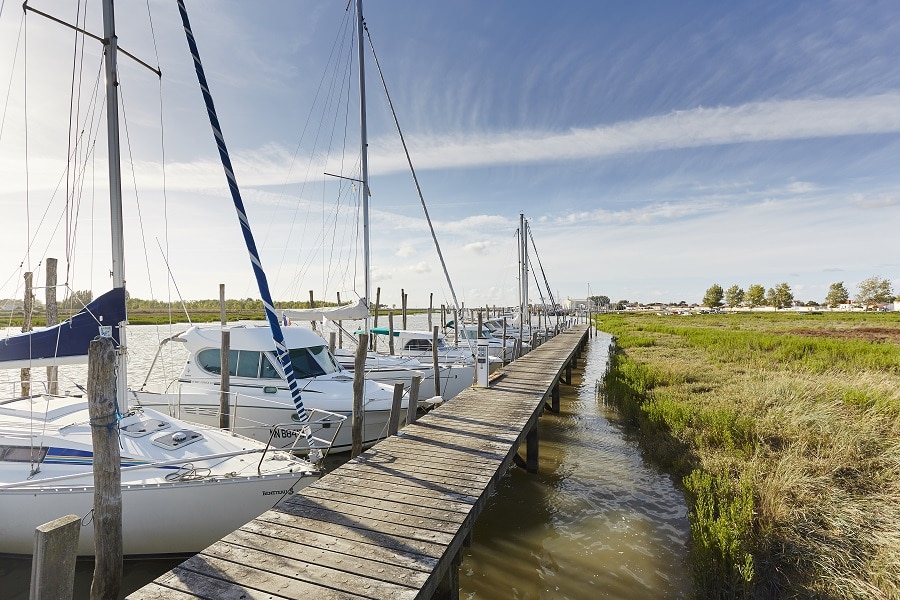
128,324,591,600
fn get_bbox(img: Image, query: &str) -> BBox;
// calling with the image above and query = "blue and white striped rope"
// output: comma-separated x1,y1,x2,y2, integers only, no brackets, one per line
176,0,319,460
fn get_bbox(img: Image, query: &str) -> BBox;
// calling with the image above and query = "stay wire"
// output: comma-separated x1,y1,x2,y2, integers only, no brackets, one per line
363,23,467,339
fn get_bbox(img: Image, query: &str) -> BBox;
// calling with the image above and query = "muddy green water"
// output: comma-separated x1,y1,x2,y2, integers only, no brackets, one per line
1,327,692,598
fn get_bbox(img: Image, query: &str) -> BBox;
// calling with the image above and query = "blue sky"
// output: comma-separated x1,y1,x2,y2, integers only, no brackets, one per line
1,0,899,310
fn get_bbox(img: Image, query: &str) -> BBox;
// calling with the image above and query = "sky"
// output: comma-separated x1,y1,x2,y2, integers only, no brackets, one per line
1,0,899,310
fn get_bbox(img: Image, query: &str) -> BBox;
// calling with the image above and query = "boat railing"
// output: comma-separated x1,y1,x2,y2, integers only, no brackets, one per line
1,447,276,490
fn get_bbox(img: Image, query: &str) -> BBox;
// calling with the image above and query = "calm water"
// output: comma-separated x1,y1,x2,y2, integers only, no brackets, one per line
1,321,692,598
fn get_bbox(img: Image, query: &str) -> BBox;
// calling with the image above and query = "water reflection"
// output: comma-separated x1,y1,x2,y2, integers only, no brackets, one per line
459,333,692,599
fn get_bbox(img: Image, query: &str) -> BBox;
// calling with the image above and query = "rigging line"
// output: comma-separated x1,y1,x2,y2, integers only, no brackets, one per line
119,80,156,304
0,11,24,145
274,12,356,299
526,223,560,329
65,0,86,269
155,238,191,326
527,252,551,328
364,22,472,351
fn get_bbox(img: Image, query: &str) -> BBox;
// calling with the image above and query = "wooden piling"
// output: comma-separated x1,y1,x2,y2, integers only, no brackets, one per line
433,326,441,398
336,292,343,349
308,290,316,331
30,514,80,600
219,330,230,430
87,336,123,599
388,312,395,355
21,271,33,397
387,382,404,436
407,374,421,425
351,334,368,458
219,284,226,325
372,288,381,351
428,293,433,330
45,259,58,395
401,288,407,330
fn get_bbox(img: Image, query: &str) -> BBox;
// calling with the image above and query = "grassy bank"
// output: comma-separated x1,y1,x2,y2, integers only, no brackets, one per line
596,311,900,599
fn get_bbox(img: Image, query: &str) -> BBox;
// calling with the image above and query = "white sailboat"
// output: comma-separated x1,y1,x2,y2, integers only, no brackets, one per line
0,0,323,557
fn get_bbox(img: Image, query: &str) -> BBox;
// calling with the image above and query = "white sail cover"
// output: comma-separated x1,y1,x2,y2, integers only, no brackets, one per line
282,299,370,322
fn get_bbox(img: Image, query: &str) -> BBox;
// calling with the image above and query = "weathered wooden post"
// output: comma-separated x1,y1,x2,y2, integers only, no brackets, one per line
388,312,395,355
219,283,226,324
453,309,458,346
428,293,433,330
30,514,80,600
219,330,230,430
45,259,59,395
21,271,33,397
87,336,122,599
219,285,230,431
387,382,404,436
407,374,421,426
336,292,343,349
308,290,316,331
502,318,508,366
372,287,381,351
351,334,368,458
329,332,336,354
401,288,407,330
432,326,441,398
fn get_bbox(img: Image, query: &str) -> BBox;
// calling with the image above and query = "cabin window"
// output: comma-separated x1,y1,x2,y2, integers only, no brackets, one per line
236,351,261,378
288,345,340,379
0,445,48,463
196,349,265,378
404,339,432,351
260,354,281,379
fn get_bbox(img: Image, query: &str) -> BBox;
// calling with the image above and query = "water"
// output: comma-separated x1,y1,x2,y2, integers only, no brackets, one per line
1,320,692,598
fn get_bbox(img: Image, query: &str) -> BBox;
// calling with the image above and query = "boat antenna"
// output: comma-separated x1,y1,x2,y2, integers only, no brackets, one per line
176,0,321,462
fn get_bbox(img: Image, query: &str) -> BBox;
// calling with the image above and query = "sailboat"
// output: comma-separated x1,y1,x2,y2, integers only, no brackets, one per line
0,1,323,557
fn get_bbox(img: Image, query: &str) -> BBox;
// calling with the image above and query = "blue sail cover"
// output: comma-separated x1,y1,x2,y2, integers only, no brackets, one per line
0,287,126,369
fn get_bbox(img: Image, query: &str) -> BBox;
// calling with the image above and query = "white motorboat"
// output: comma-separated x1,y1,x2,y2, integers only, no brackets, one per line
133,323,400,454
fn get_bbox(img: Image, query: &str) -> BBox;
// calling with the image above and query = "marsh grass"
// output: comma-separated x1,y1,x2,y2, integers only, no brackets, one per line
598,312,900,599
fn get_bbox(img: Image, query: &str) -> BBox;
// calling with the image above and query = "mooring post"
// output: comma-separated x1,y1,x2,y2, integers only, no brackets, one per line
401,288,407,330
388,312,396,355
87,336,123,599
45,259,59,395
428,293,433,330
336,292,343,349
372,287,381,351
351,334,368,458
329,332,336,354
308,290,316,331
30,514,80,600
407,374,421,426
565,361,572,385
433,326,441,398
388,382,404,436
219,329,230,430
21,271,33,397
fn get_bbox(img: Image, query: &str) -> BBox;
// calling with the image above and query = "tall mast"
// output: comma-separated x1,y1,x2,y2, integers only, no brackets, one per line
102,0,128,400
356,0,371,343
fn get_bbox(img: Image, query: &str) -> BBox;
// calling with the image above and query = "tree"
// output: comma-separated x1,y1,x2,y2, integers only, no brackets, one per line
765,287,776,307
588,295,610,310
770,282,793,309
824,282,849,308
746,284,765,308
64,289,93,311
703,284,724,308
856,276,894,309
725,285,744,308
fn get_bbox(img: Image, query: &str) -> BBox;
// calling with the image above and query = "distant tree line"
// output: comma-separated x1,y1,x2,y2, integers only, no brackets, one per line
701,276,895,310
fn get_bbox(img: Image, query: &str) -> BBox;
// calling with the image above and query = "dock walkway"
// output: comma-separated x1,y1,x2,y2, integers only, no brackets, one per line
129,324,590,599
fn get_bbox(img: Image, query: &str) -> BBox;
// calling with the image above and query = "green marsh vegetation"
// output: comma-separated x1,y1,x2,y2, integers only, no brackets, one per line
597,311,900,599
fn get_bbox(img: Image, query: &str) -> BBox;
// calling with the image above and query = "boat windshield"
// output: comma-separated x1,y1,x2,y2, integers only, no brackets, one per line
287,345,342,379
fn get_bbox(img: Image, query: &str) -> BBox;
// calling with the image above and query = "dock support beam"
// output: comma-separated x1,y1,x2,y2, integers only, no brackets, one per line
565,362,572,385
546,382,560,413
514,422,540,473
433,550,461,600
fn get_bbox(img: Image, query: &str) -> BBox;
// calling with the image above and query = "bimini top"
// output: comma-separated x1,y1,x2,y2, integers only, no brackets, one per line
175,324,327,352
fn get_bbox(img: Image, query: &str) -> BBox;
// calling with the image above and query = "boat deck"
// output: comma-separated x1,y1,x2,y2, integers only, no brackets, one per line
128,324,590,599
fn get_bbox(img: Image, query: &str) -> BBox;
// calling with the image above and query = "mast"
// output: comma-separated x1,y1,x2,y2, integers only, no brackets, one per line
356,0,371,345
101,0,128,401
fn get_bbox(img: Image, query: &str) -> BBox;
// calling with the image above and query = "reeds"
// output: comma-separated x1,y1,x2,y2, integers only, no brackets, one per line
598,312,900,598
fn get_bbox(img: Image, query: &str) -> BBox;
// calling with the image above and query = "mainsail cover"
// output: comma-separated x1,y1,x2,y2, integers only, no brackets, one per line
0,287,126,369
282,299,370,322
